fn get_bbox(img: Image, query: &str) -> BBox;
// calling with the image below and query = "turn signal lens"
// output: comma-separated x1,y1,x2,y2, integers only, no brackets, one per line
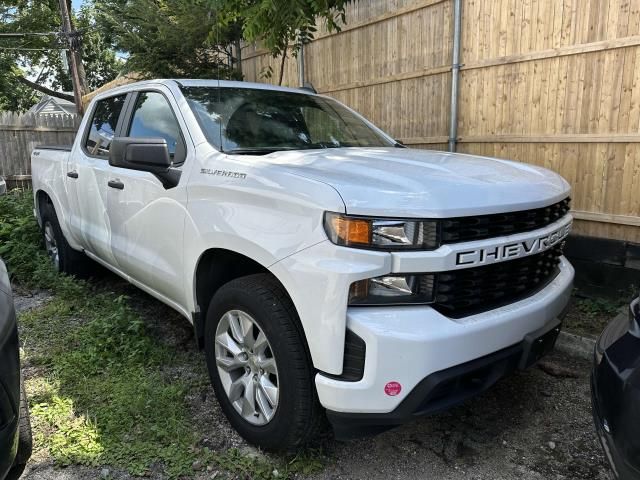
324,212,439,250
327,215,372,246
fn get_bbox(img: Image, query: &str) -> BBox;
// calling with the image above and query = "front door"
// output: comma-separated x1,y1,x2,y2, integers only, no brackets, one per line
106,88,190,307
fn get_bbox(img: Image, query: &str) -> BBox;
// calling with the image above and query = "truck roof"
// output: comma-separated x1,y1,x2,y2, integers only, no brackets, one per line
93,79,316,100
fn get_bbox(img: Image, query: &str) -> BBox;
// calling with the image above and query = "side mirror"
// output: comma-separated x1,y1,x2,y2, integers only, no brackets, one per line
109,137,181,189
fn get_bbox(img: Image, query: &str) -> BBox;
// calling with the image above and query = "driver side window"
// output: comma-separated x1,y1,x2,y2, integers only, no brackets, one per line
127,91,186,164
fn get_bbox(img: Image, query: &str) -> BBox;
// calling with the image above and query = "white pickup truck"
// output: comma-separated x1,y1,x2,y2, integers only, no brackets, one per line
31,79,574,450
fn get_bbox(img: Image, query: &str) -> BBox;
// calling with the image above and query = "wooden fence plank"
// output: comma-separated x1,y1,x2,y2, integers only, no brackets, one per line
0,112,79,178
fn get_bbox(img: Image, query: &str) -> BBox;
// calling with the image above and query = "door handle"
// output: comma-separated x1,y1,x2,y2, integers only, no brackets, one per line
108,179,124,190
67,171,78,179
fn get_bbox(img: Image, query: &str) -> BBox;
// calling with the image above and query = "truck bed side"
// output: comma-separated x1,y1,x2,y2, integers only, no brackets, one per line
30,146,81,250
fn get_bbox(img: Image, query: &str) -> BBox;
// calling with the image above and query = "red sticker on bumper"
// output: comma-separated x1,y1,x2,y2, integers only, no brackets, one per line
384,381,402,396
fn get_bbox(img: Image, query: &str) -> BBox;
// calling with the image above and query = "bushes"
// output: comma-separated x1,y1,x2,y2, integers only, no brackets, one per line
0,189,58,288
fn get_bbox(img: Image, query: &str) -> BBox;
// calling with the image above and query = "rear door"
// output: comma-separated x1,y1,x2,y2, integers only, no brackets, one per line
105,87,190,307
66,93,129,265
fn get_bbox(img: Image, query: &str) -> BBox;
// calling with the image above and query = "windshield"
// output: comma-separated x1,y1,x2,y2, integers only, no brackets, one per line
181,86,394,154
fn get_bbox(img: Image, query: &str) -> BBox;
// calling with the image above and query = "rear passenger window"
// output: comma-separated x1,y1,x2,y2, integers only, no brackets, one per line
85,94,126,157
127,92,186,164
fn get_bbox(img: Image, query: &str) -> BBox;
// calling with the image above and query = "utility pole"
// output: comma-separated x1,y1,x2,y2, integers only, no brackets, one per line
58,0,86,114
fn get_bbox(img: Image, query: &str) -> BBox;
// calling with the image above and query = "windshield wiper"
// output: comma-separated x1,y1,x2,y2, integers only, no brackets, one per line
224,147,293,155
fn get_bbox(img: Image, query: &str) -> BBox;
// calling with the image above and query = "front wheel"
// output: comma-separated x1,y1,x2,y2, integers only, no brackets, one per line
204,274,323,451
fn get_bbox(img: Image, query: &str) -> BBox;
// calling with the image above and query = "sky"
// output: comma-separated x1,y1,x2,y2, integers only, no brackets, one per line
71,0,85,11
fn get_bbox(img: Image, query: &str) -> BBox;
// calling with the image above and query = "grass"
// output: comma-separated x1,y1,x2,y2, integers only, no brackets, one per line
563,290,634,338
0,189,324,479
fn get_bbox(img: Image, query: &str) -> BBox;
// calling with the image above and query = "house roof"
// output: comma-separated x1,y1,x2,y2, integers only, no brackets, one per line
28,95,76,115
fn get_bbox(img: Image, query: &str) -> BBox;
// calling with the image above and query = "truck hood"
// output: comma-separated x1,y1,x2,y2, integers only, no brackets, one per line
266,147,571,217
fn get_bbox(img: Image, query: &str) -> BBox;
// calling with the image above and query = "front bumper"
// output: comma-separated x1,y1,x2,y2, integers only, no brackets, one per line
315,257,573,419
329,320,561,439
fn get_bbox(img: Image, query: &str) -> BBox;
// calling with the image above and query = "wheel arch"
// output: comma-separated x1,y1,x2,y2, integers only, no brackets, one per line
34,189,53,226
34,188,83,251
192,248,311,362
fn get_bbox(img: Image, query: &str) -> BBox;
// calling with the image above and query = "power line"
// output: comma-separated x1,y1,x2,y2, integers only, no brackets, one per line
0,46,66,51
0,32,59,38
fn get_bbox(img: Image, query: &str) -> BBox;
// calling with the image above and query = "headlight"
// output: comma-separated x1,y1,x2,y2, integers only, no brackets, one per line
349,274,435,306
324,212,438,250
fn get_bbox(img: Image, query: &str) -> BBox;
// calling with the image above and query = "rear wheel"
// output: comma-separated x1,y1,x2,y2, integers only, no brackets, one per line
40,203,87,275
204,274,323,451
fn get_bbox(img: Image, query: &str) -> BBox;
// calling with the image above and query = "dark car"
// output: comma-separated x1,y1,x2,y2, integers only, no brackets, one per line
592,293,640,480
0,259,32,480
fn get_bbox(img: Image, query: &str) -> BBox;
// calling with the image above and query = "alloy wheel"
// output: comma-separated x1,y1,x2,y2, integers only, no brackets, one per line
43,222,59,270
215,309,279,425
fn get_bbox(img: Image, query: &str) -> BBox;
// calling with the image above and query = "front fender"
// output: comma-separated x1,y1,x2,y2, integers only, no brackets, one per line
270,242,390,375
183,161,345,312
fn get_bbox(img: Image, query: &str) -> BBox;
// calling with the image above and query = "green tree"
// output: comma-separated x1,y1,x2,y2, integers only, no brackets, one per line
93,0,350,85
94,0,240,79
0,56,39,111
0,1,120,112
221,0,350,84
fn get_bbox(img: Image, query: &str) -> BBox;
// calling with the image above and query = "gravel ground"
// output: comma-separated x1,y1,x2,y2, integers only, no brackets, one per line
13,274,610,480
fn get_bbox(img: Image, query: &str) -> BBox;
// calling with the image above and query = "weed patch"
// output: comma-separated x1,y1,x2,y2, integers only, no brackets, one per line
564,290,633,338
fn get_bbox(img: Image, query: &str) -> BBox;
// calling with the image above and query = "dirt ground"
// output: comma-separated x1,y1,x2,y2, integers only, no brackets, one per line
14,274,610,480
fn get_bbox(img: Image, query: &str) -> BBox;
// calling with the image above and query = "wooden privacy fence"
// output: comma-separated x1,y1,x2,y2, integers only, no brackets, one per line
0,112,80,187
242,0,640,243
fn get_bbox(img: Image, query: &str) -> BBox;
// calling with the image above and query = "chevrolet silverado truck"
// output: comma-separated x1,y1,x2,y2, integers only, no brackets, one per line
31,79,574,450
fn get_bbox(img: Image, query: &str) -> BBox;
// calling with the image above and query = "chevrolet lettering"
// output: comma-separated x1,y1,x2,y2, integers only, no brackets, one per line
456,223,572,267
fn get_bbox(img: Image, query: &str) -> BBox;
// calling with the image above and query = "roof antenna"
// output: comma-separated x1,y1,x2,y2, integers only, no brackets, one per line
300,82,317,94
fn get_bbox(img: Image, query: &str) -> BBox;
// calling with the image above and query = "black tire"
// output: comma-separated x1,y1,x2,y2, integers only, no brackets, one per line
6,382,32,480
204,273,323,452
40,202,87,276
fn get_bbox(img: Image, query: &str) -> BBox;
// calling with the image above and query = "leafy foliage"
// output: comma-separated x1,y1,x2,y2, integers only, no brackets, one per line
92,0,351,84
221,0,350,84
0,188,56,286
227,0,349,56
0,56,39,111
93,0,241,79
0,1,120,111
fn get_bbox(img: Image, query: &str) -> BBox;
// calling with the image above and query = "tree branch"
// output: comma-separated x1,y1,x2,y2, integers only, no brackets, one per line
278,45,287,86
16,76,75,103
